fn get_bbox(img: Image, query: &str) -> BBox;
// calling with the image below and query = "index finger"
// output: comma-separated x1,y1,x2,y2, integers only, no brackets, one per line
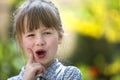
27,49,35,64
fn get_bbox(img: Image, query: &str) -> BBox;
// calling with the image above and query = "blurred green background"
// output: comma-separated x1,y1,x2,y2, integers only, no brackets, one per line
0,0,120,80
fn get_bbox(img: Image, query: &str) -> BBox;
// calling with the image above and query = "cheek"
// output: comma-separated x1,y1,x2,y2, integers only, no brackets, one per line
22,39,33,53
47,36,59,49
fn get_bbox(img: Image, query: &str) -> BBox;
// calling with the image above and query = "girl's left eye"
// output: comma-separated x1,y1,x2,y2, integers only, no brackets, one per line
44,32,52,35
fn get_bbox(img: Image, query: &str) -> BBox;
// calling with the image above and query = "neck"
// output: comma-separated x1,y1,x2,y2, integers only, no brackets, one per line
44,59,55,69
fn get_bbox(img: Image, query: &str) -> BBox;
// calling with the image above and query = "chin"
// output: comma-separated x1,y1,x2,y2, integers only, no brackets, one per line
36,59,47,64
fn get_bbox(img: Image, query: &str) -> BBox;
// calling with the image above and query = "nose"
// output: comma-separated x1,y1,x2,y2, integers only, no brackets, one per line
35,36,45,46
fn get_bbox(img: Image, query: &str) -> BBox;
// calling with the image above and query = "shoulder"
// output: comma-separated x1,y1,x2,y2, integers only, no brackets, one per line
7,67,25,80
63,66,82,80
7,76,21,80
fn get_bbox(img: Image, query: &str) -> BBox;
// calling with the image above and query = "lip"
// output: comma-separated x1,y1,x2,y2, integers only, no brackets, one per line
35,49,46,58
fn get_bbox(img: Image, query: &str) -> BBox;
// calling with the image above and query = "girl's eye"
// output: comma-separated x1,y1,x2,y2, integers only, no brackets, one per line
44,32,52,35
27,34,35,37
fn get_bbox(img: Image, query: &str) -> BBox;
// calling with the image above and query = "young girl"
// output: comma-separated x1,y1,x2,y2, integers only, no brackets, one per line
8,0,82,80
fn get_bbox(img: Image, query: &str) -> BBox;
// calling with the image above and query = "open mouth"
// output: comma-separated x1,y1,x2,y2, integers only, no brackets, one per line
35,50,46,58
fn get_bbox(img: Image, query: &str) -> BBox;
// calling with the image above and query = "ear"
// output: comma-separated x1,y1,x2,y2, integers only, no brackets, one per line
58,31,64,44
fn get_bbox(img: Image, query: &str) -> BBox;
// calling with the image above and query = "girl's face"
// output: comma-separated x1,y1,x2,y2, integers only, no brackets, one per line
21,19,63,68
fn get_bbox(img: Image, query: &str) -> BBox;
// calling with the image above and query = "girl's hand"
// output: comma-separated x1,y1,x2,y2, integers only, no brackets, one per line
23,49,45,80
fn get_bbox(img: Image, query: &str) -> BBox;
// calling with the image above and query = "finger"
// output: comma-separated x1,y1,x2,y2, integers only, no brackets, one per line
27,49,35,64
42,66,46,73
33,63,46,75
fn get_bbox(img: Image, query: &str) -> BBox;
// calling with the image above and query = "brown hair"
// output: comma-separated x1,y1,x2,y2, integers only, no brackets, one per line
13,0,63,44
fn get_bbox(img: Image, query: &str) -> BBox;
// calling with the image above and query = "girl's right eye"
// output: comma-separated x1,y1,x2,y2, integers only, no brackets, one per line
27,34,35,37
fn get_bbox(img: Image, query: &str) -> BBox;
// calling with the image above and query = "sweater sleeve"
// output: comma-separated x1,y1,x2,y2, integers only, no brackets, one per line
63,66,82,80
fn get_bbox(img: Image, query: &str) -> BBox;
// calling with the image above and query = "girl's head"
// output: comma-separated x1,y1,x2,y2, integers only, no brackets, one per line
14,0,63,45
13,0,64,67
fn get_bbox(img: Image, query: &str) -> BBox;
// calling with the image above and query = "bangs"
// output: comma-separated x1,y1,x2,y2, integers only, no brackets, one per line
25,2,60,32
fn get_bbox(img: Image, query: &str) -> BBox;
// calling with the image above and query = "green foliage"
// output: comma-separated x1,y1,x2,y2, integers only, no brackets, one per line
71,35,120,80
0,41,25,80
0,0,26,79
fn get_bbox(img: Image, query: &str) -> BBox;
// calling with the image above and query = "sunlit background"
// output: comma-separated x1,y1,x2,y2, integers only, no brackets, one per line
0,0,120,80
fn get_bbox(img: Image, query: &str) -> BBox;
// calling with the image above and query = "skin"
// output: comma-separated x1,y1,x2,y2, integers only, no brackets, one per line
21,17,63,80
